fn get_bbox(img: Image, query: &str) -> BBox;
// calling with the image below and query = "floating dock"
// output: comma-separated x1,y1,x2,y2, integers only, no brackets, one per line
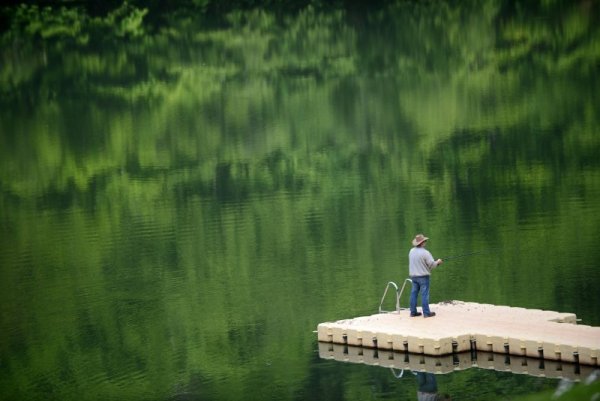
318,343,596,381
316,301,600,366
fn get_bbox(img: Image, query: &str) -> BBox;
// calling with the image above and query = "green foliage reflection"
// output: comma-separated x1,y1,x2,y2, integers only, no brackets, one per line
0,1,599,400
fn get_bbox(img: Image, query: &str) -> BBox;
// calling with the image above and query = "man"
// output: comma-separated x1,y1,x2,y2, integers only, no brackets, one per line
409,234,443,317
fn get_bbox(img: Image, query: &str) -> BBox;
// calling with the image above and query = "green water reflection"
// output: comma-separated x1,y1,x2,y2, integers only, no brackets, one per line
1,1,599,400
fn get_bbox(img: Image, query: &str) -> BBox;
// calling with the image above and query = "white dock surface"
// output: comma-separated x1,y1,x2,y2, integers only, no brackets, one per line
317,301,600,365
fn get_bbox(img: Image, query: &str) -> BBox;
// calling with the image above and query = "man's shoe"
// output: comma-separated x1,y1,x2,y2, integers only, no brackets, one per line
423,312,436,318
410,312,422,317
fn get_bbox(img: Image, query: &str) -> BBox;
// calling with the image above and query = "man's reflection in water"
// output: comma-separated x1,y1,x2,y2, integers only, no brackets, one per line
415,372,451,401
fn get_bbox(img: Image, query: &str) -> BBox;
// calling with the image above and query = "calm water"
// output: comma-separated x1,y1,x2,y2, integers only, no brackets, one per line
1,2,599,400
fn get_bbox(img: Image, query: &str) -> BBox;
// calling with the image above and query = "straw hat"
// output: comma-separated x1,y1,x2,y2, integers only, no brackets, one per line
412,234,429,247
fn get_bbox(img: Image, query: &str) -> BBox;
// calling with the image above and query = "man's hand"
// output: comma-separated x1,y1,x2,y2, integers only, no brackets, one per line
436,259,443,265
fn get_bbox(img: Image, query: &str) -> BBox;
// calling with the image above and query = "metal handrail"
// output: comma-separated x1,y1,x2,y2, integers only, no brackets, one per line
378,278,412,313
398,278,412,307
378,281,399,313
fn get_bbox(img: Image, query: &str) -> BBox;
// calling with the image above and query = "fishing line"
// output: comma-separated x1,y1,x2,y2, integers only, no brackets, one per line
442,248,500,261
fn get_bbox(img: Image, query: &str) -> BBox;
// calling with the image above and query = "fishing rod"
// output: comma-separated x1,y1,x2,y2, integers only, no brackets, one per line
441,249,497,261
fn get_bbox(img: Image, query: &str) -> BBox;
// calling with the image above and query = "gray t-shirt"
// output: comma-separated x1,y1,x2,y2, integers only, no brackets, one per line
417,393,441,401
409,246,438,277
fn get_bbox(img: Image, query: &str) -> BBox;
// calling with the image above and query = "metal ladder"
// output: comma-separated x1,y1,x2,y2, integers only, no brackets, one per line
378,278,412,313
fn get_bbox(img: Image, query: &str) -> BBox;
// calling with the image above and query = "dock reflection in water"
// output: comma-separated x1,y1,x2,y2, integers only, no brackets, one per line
318,342,596,382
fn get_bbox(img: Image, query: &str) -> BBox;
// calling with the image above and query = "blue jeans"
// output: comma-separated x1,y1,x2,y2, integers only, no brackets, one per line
410,275,431,315
416,372,438,393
